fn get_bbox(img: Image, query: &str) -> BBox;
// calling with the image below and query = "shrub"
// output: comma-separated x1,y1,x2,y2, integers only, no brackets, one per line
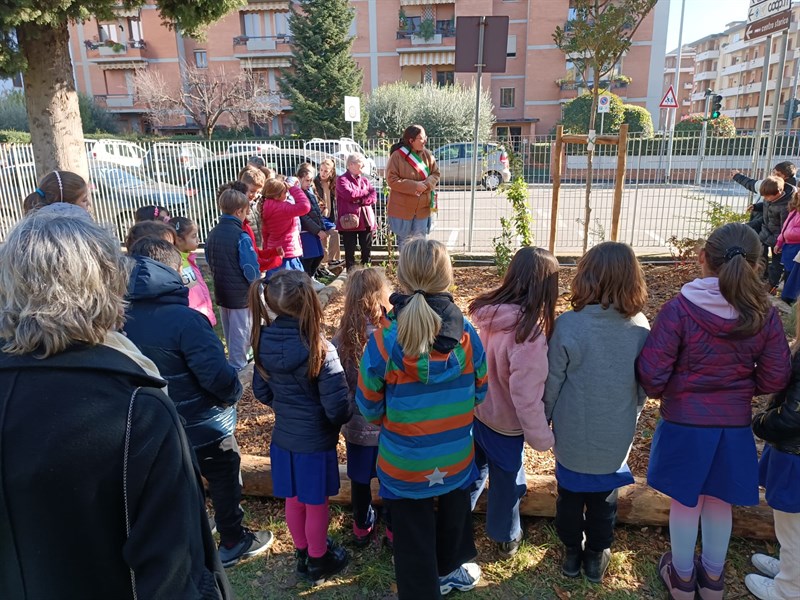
0,91,29,132
621,104,653,137
562,92,625,134
675,113,736,137
0,129,31,143
78,93,119,134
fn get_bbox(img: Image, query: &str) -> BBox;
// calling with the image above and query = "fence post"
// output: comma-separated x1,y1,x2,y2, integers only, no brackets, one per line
549,126,564,253
611,124,628,241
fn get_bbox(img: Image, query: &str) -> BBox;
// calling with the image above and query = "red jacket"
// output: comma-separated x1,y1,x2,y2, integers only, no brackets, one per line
243,221,282,272
261,186,310,259
335,172,377,232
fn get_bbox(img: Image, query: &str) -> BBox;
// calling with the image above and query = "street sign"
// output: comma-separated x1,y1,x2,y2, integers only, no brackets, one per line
344,96,361,122
748,0,790,23
454,16,510,73
746,9,791,41
660,85,679,109
597,95,611,113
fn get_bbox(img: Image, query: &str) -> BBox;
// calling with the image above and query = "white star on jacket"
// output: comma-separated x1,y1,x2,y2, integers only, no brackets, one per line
425,467,448,486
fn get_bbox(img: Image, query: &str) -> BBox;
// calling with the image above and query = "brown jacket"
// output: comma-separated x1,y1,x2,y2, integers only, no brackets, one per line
386,147,440,220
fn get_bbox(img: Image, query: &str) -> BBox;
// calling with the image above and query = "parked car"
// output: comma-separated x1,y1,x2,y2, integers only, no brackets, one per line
304,138,377,179
225,142,280,156
185,149,344,240
88,163,188,239
143,142,214,185
431,142,511,190
86,139,147,169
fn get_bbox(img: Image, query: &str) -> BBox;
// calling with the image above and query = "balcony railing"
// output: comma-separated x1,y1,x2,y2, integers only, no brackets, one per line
93,94,136,109
233,35,293,52
84,40,147,60
396,24,456,40
557,80,630,91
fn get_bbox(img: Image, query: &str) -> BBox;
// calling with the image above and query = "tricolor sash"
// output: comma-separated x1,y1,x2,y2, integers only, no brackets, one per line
399,146,437,212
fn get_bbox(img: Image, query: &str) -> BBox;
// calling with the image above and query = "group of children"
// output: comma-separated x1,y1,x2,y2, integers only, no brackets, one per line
18,167,800,600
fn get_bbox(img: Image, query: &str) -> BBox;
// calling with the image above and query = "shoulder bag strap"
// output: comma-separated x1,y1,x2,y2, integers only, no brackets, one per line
124,387,141,600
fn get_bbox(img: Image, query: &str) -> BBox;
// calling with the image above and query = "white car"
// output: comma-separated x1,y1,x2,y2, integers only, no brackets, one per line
304,138,377,179
86,139,146,169
225,142,280,156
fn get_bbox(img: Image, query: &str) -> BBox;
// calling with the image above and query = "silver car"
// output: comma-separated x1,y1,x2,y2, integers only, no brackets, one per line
432,142,511,190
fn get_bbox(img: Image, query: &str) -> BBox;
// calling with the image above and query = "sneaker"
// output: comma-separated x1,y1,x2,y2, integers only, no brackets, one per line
311,278,326,292
583,548,611,584
694,555,724,600
561,545,583,578
439,562,481,595
316,267,334,279
745,574,783,600
307,543,349,585
658,552,697,600
295,548,309,578
751,553,780,579
328,259,344,267
497,531,523,559
353,507,376,547
218,529,274,568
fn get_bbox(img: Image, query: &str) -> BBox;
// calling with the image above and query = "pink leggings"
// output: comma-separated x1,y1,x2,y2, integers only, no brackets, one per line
285,496,330,558
669,495,732,579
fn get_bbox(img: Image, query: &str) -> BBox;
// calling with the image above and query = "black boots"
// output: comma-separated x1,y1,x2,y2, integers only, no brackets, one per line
583,548,611,583
306,543,349,585
562,546,582,578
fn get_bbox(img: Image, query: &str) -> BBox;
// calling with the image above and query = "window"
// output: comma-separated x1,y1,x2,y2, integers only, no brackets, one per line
349,10,357,37
507,35,517,58
436,71,454,86
500,88,515,108
405,16,422,35
11,72,23,88
127,17,142,41
98,23,118,43
243,13,261,37
194,50,208,69
275,12,290,37
437,145,461,161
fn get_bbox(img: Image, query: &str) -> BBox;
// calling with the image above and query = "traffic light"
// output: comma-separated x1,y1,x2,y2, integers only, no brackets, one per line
785,98,800,121
710,94,723,119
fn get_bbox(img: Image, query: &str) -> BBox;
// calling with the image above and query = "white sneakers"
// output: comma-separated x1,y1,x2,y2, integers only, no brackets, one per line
751,553,781,579
745,554,783,600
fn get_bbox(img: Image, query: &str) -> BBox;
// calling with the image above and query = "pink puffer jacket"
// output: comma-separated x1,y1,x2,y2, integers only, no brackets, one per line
261,186,311,259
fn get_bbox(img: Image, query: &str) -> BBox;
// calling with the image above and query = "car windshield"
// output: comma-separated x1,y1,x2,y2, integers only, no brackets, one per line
97,167,154,188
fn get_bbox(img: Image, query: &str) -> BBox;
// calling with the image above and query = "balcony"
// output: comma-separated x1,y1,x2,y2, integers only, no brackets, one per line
664,66,695,74
397,21,456,43
695,70,718,81
84,39,148,66
696,49,720,62
683,82,693,89
93,94,145,113
233,35,293,65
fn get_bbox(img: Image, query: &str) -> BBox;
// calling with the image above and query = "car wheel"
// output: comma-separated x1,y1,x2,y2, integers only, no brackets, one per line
116,211,136,243
483,171,502,191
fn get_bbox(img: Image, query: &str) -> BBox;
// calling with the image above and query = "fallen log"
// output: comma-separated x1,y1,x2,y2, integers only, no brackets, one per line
239,454,775,540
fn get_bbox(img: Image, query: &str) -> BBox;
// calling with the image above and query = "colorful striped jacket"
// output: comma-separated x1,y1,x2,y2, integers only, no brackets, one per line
356,315,488,499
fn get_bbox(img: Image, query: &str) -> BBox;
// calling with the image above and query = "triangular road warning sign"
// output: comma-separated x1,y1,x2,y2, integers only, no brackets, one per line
660,85,678,109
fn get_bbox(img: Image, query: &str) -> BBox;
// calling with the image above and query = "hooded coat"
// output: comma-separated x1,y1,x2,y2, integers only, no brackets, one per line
123,257,242,449
356,294,488,499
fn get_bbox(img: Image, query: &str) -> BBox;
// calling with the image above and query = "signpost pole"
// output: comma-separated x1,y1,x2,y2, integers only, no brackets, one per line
696,91,712,186
664,0,686,183
751,35,773,189
786,54,800,136
600,111,605,135
467,16,486,253
765,29,789,173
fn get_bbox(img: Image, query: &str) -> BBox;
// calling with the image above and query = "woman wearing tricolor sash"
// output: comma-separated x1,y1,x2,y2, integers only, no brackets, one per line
386,125,441,250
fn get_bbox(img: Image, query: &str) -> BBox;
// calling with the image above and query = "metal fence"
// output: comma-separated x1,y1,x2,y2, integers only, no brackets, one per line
1,133,796,255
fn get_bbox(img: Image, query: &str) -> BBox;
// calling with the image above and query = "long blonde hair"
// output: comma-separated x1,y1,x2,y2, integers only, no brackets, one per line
395,238,453,356
249,270,326,379
337,268,390,367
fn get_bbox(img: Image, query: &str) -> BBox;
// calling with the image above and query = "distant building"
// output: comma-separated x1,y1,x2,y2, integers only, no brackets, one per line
67,0,668,137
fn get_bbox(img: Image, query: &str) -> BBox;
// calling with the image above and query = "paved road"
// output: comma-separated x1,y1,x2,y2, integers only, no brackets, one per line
419,182,752,256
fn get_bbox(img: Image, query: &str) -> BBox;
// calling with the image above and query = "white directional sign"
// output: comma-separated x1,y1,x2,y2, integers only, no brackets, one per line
748,0,790,23
746,0,791,41
660,85,679,109
597,95,611,113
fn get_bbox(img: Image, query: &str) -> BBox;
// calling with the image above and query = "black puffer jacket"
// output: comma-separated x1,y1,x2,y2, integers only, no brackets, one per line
753,350,800,455
252,316,351,452
733,173,794,247
300,188,325,236
124,257,242,449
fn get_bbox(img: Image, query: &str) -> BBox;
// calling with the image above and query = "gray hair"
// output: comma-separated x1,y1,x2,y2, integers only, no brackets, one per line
0,213,131,357
346,153,365,167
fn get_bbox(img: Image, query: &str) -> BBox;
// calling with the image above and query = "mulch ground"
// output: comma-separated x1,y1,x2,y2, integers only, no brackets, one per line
235,263,727,479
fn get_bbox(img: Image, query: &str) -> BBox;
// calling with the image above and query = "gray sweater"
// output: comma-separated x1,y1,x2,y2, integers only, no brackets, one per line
543,304,650,475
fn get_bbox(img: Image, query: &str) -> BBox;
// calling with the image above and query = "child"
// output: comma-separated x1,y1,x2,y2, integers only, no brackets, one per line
296,163,329,287
467,247,559,558
543,242,650,584
314,158,342,268
260,178,310,279
249,270,351,584
239,165,267,247
124,236,273,568
332,267,393,548
356,239,488,599
125,220,176,251
220,181,283,273
775,190,800,304
732,171,795,290
169,216,216,327
745,301,800,600
637,223,791,600
23,170,91,214
204,186,261,371
135,205,172,223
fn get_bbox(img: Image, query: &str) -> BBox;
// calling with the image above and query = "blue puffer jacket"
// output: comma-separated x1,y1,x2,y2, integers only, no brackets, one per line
252,316,351,453
123,257,242,449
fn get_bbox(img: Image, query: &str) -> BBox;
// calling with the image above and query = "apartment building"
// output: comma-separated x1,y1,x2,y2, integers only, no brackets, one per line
663,6,800,131
661,44,697,127
67,0,669,137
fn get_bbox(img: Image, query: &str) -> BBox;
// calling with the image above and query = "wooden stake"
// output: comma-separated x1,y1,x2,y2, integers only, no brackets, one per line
611,123,629,241
549,125,564,253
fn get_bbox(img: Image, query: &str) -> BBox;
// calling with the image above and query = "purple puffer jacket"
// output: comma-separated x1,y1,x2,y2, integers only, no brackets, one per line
636,294,790,427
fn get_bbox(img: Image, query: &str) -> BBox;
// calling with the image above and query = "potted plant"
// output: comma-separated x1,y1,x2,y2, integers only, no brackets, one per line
418,18,436,41
398,8,407,29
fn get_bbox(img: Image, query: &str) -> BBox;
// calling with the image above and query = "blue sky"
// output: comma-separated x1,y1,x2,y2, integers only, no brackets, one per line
666,0,752,51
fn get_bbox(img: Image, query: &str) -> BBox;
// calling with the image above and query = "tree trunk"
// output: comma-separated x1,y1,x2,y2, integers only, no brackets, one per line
582,78,601,253
238,454,777,540
17,21,88,181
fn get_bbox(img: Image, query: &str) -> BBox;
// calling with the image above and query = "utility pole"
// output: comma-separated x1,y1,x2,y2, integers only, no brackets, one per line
695,90,712,186
665,0,686,182
786,55,800,137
